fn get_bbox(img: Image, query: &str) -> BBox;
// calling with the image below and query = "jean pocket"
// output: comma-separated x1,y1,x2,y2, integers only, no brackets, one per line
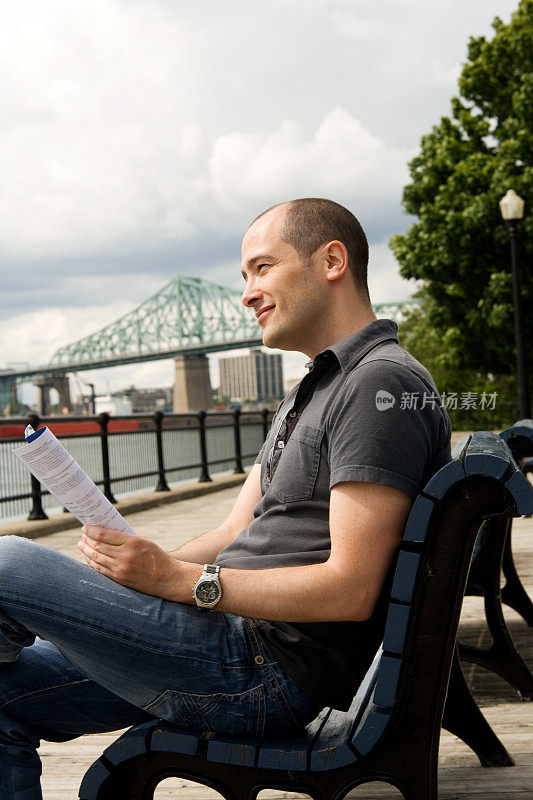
143,683,266,738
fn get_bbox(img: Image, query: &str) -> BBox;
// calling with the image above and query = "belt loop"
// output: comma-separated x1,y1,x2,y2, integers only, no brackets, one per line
243,618,265,665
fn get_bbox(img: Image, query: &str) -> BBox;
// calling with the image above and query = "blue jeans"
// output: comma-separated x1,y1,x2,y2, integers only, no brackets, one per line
0,536,321,800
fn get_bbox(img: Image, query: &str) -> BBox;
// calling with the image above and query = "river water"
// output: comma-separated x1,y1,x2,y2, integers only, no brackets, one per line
0,422,264,523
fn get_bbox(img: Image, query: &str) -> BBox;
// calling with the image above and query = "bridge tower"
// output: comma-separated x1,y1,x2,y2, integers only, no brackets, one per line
35,375,71,415
173,355,213,412
0,375,17,414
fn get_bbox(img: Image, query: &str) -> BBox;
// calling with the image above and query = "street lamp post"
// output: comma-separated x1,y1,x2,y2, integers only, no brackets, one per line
499,189,530,419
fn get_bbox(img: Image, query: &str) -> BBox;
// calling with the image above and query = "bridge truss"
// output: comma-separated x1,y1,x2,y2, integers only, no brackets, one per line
50,276,259,368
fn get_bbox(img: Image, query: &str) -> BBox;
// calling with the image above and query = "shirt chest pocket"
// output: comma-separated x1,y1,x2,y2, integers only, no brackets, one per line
268,424,323,503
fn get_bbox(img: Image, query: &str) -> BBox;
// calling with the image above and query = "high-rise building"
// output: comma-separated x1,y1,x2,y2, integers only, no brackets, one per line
219,349,284,402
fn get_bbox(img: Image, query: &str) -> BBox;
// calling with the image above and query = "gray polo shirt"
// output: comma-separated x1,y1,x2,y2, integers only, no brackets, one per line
216,319,451,710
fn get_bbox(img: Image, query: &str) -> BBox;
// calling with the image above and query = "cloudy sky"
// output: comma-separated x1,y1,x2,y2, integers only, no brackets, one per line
0,0,518,401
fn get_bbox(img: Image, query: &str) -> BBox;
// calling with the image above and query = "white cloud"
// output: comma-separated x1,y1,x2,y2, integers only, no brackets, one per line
0,303,132,367
0,0,211,258
0,0,517,262
209,109,412,219
332,13,386,42
368,242,418,305
1,92,411,259
431,59,462,87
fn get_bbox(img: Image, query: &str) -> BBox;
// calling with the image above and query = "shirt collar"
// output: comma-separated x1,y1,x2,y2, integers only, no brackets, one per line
307,319,399,374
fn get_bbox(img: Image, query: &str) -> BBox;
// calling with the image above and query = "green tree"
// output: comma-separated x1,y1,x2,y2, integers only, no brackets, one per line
391,0,532,402
399,304,518,428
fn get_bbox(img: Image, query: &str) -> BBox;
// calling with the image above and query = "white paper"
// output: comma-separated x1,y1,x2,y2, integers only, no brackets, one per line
13,426,136,534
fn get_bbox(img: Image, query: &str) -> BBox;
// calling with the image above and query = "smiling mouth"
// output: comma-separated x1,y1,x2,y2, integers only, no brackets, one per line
256,306,274,322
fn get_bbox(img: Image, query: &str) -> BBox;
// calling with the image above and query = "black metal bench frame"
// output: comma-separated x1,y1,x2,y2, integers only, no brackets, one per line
79,432,533,800
499,420,533,626
456,420,533,700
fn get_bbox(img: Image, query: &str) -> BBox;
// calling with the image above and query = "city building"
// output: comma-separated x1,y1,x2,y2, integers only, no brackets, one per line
219,349,284,403
120,386,173,413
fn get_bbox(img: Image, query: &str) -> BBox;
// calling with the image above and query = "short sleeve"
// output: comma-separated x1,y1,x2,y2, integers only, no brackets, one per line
327,359,447,499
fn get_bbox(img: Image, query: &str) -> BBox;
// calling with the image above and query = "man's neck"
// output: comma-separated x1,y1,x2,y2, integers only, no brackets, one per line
304,308,378,359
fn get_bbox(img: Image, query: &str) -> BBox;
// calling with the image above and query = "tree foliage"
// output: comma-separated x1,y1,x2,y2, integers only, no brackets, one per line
391,0,532,387
399,304,519,429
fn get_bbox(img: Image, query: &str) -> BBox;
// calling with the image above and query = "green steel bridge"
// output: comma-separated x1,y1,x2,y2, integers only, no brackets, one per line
0,275,419,408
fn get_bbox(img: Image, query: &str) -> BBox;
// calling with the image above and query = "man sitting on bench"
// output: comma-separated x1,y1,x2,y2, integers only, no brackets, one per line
0,198,451,799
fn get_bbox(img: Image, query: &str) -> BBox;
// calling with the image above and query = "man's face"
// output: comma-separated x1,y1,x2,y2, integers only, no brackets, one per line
240,207,327,355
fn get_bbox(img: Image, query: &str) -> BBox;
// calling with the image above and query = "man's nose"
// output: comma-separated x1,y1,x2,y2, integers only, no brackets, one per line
241,279,262,308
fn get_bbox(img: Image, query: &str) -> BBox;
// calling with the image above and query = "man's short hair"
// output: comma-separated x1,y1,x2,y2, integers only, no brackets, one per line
252,198,370,303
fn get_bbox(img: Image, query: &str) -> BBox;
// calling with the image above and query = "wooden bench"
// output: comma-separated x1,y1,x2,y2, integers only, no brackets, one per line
456,421,533,700
79,431,533,800
522,456,533,484
499,420,533,624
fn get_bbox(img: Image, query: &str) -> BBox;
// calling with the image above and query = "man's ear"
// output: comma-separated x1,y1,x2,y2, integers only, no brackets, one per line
323,240,350,282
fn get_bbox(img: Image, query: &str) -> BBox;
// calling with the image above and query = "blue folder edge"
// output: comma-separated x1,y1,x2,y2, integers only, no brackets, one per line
26,427,47,443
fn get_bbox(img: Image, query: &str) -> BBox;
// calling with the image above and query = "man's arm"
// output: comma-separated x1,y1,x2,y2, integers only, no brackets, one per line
79,479,412,622
176,480,411,621
167,463,263,564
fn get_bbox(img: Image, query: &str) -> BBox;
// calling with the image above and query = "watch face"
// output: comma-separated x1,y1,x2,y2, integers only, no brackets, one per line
196,580,221,604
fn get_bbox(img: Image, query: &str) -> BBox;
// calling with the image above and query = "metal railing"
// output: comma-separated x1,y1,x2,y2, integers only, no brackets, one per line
0,409,273,523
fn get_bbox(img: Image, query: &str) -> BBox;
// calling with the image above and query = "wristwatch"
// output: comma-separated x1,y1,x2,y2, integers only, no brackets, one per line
192,564,222,609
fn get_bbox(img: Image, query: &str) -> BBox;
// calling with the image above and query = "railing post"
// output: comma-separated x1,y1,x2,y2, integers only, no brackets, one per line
98,412,117,503
262,407,269,440
154,411,170,492
233,408,244,474
197,410,212,483
26,413,48,520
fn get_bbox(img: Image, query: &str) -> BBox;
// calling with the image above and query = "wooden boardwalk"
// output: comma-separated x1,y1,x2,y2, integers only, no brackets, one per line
17,484,533,799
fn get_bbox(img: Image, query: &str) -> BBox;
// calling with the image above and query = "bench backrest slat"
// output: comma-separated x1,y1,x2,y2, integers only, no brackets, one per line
505,470,533,515
402,495,436,542
463,432,517,478
500,419,533,481
500,419,533,461
423,458,465,499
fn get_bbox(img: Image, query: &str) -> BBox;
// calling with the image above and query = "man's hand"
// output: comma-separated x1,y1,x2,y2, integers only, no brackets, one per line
78,526,182,597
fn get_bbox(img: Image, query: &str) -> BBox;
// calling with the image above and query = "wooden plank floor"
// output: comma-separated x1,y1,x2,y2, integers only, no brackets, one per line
18,485,533,799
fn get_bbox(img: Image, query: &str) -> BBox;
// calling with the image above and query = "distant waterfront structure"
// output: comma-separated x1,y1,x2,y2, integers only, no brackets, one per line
219,349,284,403
74,386,174,415
94,394,133,416
120,385,173,413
